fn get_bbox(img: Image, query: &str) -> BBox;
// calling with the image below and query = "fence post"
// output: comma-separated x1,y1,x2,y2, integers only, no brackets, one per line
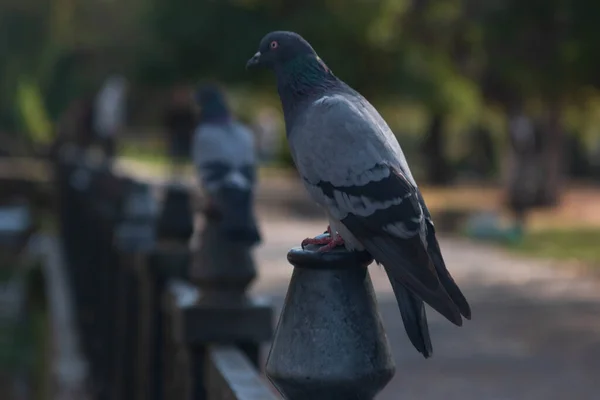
145,246,190,400
83,160,126,400
55,148,99,394
266,234,396,399
184,210,273,399
148,182,194,400
58,154,116,400
162,280,197,400
113,178,160,400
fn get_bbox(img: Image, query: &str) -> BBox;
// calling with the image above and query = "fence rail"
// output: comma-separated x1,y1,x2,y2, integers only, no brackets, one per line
52,146,396,400
206,346,279,400
53,149,281,400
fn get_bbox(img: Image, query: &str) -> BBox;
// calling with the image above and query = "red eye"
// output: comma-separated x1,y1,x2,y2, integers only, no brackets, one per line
270,41,278,49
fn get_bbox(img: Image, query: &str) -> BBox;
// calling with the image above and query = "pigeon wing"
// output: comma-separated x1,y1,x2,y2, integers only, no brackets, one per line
417,191,471,319
290,94,463,325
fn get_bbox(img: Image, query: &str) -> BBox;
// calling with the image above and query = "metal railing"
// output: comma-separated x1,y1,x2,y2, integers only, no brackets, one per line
53,147,396,400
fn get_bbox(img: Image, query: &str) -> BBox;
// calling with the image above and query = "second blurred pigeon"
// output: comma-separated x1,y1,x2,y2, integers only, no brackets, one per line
192,84,261,246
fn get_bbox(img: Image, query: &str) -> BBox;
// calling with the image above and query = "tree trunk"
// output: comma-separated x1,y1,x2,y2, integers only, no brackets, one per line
538,102,564,207
470,126,496,178
422,113,451,184
505,107,538,225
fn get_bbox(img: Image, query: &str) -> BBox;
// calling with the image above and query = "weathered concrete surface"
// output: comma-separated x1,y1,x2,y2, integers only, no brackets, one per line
252,213,600,400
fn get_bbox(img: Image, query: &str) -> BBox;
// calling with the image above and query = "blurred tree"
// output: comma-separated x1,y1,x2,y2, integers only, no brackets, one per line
479,0,600,206
566,132,592,179
3,0,599,176
390,0,482,184
0,2,50,134
139,0,484,182
0,0,144,147
138,0,408,95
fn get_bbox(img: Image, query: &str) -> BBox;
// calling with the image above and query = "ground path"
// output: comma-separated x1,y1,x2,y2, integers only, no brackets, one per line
253,211,600,400
116,157,600,399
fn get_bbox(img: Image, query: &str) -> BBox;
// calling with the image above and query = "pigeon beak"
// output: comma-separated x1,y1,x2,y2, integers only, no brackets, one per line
246,52,262,70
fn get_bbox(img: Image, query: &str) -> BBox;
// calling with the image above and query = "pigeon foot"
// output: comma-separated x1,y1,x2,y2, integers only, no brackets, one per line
316,234,345,252
301,226,332,248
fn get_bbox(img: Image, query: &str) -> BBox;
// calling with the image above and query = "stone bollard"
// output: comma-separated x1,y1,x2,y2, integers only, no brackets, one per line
156,182,194,243
192,215,257,307
114,177,192,400
84,163,127,400
266,234,396,400
61,155,114,400
113,179,162,400
185,210,273,399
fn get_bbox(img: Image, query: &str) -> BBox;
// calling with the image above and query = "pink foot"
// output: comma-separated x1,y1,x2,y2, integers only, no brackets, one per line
301,226,332,248
300,226,345,252
316,234,345,252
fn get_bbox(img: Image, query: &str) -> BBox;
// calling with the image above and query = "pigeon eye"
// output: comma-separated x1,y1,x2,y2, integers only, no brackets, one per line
270,41,279,49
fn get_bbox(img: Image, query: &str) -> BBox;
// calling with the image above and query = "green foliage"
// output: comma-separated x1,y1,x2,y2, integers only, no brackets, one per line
16,77,53,144
138,0,600,117
2,0,600,153
507,228,600,266
478,0,600,105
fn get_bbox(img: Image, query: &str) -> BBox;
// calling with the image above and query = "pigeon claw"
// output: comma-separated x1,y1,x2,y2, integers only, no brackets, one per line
301,226,346,252
301,226,333,249
316,235,345,253
301,235,331,248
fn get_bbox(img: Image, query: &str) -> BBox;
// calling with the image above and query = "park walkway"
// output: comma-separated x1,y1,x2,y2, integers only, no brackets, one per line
116,158,600,399
253,212,600,400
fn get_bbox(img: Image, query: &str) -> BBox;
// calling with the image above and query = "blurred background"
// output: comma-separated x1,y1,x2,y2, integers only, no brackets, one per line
2,0,600,399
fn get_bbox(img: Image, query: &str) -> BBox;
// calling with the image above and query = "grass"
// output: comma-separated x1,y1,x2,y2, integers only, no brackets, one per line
417,186,600,268
119,140,170,165
117,139,298,183
505,228,600,267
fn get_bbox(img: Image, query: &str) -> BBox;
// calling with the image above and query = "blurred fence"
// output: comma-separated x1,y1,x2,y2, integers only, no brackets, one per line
51,145,398,400
0,201,36,400
53,147,280,400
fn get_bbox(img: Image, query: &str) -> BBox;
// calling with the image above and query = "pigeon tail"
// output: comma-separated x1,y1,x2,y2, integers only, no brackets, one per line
427,240,471,320
390,278,433,358
363,235,463,326
417,192,472,320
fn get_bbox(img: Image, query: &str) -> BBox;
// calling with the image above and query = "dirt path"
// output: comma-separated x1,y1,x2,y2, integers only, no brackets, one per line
116,158,600,398
252,214,600,400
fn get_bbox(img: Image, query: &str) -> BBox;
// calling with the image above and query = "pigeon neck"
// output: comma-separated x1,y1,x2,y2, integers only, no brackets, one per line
200,115,231,125
199,102,231,124
275,55,338,124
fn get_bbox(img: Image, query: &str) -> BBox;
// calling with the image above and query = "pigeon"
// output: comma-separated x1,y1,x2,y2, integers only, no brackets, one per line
192,83,261,246
246,31,471,357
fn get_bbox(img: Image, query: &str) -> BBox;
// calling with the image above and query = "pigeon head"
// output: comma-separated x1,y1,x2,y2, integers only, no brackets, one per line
246,31,318,70
195,83,231,123
247,31,338,120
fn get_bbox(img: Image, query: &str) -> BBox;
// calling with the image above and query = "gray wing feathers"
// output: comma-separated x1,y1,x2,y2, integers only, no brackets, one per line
389,278,433,358
291,94,468,326
290,94,410,186
417,193,472,319
360,234,462,325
